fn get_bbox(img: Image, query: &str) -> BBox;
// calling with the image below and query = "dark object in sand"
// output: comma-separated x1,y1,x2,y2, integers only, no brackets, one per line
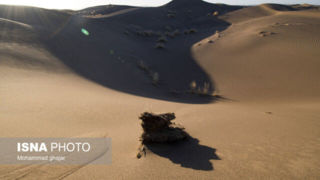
259,31,276,37
139,112,189,144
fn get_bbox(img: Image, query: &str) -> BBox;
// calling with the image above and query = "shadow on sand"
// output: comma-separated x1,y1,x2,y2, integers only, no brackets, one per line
40,1,242,104
146,137,220,171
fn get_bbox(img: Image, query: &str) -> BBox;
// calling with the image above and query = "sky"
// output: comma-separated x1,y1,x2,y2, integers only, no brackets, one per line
0,0,319,10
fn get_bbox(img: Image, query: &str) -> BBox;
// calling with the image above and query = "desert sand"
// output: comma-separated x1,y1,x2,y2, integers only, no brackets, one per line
0,0,320,179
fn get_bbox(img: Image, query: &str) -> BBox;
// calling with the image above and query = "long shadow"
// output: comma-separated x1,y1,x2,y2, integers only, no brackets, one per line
146,137,220,171
39,2,242,104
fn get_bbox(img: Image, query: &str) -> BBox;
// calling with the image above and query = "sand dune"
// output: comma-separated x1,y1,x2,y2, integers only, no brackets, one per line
1,0,320,179
195,5,320,101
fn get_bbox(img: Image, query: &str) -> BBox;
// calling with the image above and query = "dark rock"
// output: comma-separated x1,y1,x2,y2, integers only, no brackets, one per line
139,112,189,144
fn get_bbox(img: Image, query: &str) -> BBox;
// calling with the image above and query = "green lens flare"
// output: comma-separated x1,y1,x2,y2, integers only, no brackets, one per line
81,28,90,36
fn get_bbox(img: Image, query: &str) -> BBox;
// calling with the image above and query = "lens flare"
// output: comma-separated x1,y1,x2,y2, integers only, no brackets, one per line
81,28,90,36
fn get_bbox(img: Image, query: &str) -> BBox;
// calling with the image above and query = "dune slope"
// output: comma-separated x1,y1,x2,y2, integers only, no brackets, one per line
0,1,320,179
194,5,320,102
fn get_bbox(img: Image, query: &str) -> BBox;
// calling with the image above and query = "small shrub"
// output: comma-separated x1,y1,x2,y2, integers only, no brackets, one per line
168,33,175,38
167,10,176,18
136,30,156,37
137,60,149,72
184,29,197,35
170,89,181,96
155,31,162,37
213,11,219,16
165,26,172,31
189,81,211,96
173,29,180,36
195,82,211,96
190,81,197,93
143,30,153,37
189,28,197,34
167,14,175,18
202,82,210,95
137,61,161,86
215,30,221,38
157,36,168,43
152,72,159,85
155,43,165,49
136,31,143,36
